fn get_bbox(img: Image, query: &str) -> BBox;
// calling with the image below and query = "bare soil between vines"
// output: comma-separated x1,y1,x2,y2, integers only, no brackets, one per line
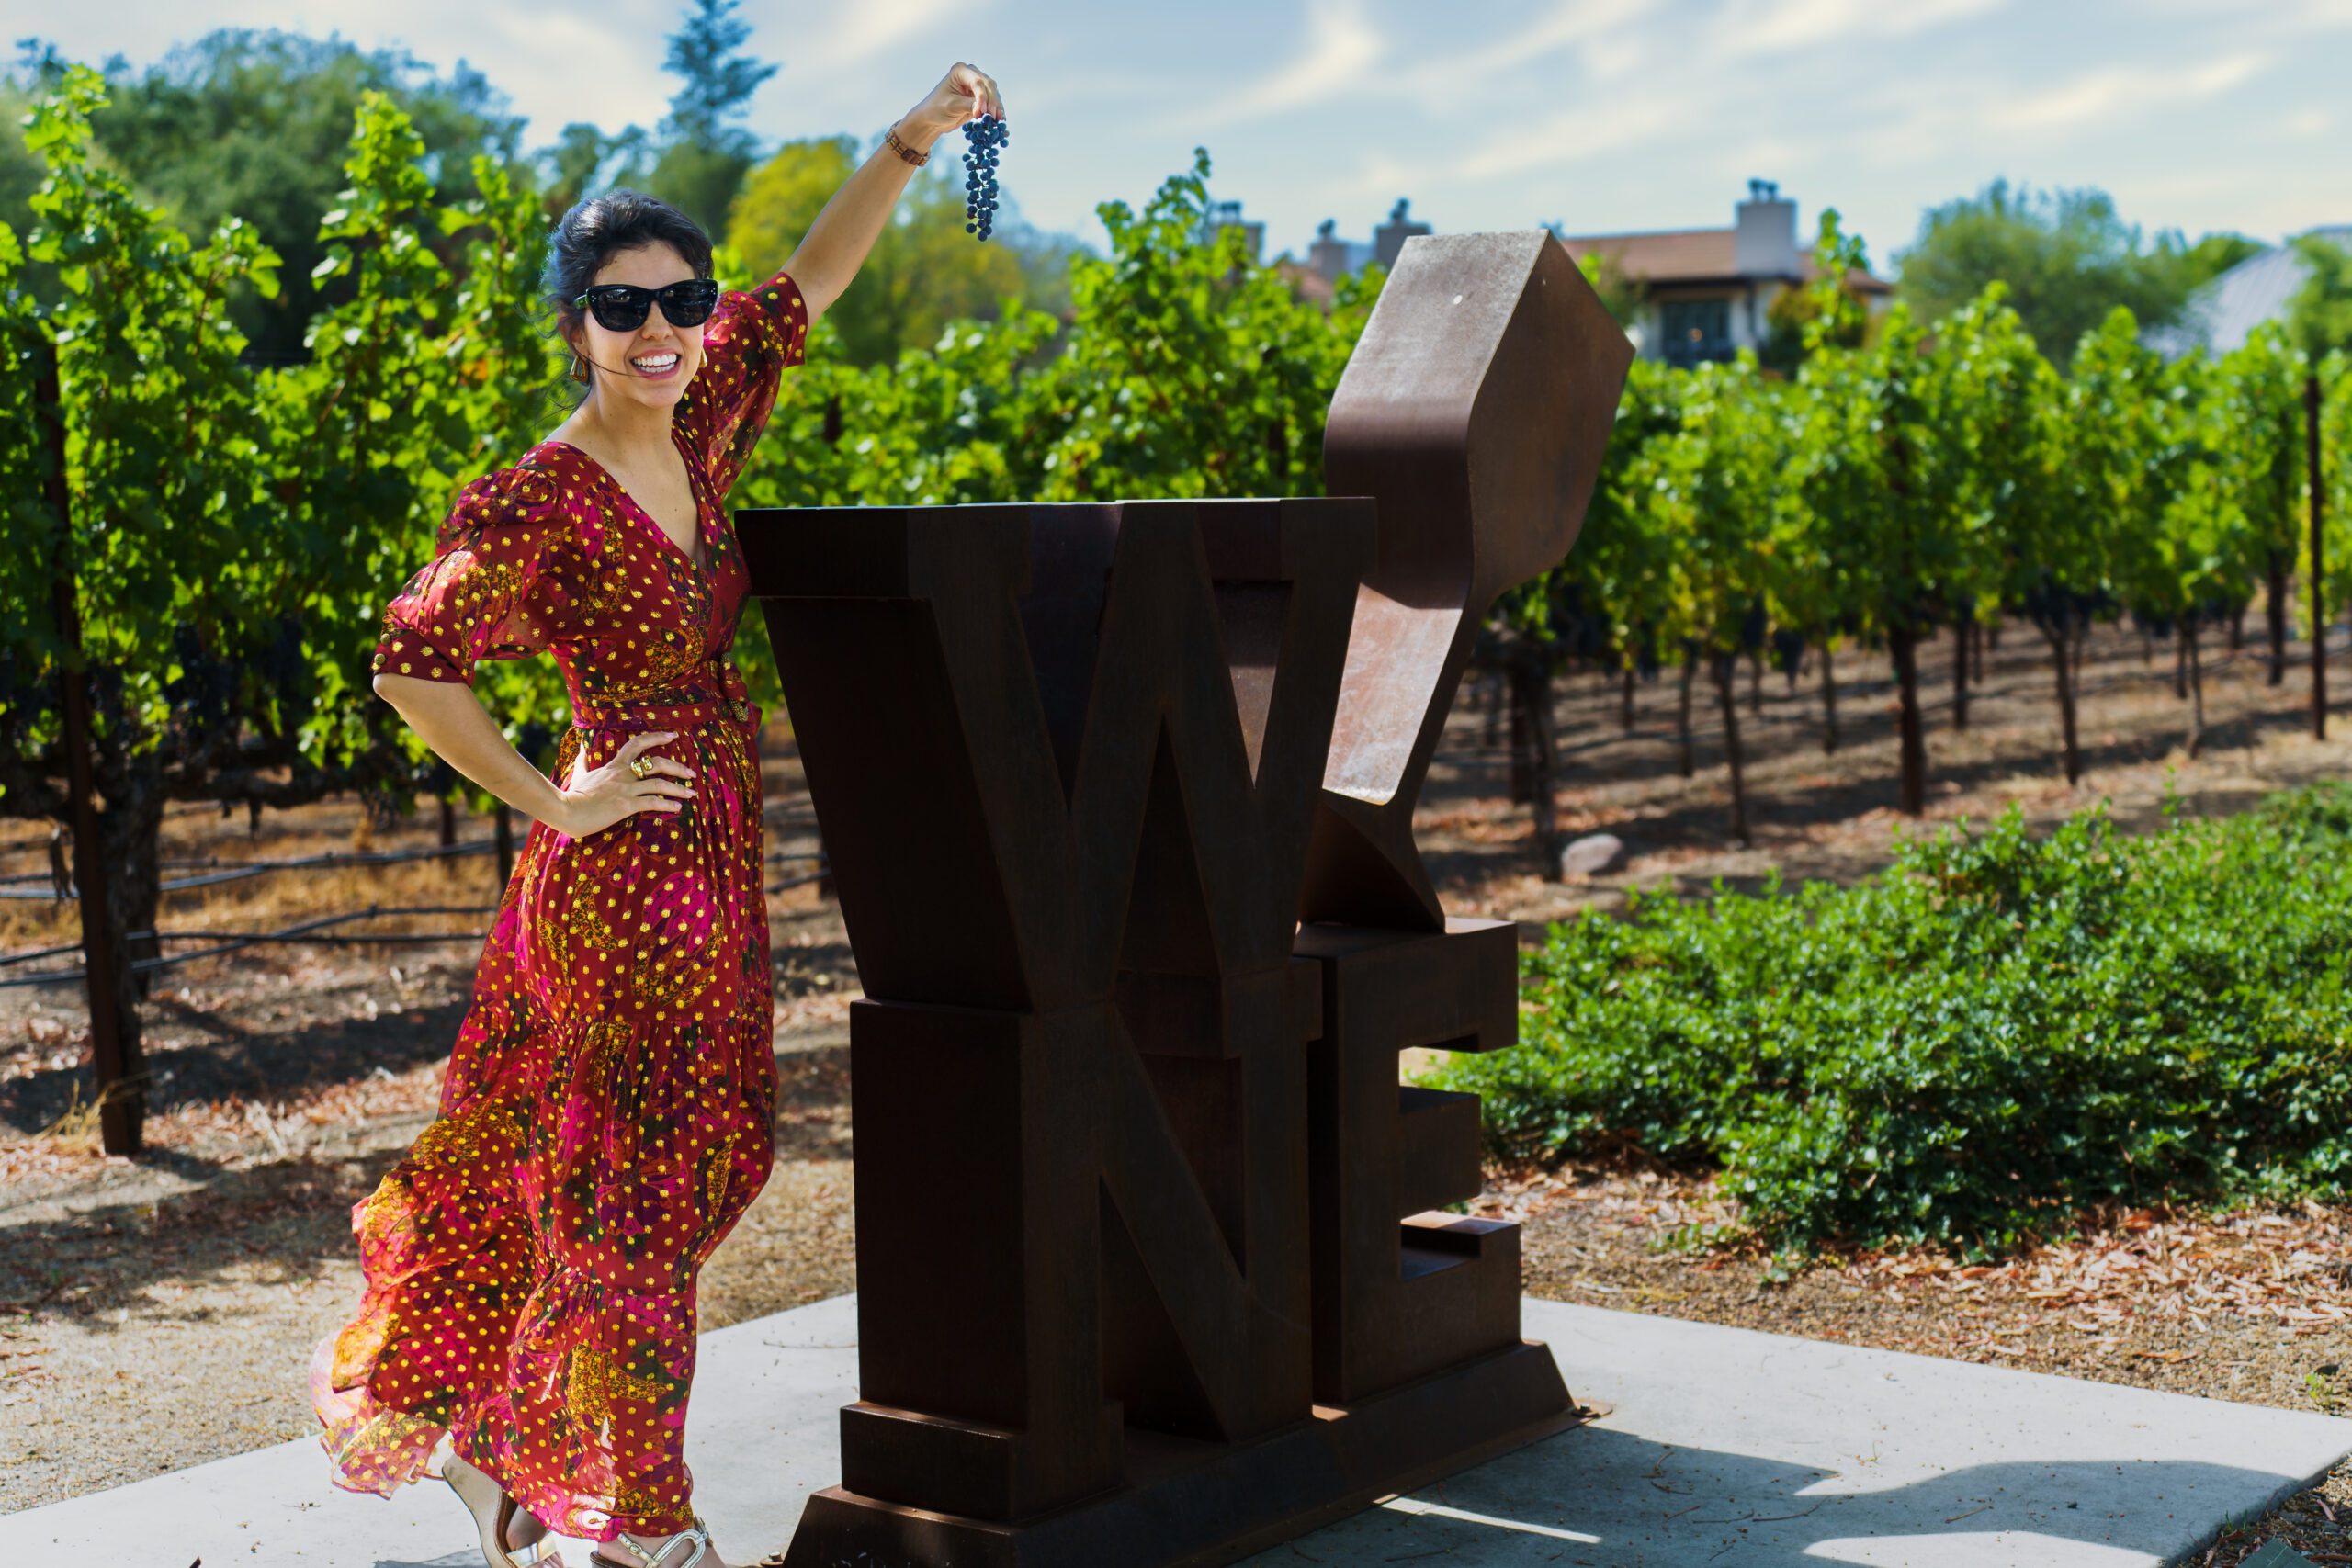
4,613,2349,1562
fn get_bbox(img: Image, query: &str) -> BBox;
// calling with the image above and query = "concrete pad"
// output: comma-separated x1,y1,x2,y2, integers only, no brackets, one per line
4,1294,2346,1568
0,1293,861,1567
1252,1300,2352,1567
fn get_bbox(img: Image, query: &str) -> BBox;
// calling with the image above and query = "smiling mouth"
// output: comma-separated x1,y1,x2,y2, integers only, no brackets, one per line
631,352,681,377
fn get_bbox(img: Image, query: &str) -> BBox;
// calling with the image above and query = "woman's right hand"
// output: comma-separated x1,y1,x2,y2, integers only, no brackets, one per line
554,729,695,837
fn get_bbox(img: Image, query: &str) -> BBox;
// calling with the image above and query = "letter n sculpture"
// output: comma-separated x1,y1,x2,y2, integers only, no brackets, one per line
744,231,1633,1567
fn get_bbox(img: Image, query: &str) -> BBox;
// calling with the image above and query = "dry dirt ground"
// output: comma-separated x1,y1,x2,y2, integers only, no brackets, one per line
4,613,2350,1564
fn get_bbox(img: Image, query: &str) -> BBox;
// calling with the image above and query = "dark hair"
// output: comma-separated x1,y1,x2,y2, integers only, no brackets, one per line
543,189,716,399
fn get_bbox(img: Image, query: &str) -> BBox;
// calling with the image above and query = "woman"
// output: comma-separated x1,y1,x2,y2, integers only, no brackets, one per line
309,62,1005,1568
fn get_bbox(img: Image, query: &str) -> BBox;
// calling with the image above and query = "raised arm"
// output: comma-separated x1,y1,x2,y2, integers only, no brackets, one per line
781,62,1005,328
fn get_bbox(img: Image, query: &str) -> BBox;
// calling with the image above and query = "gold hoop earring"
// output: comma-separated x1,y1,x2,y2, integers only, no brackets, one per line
570,350,590,384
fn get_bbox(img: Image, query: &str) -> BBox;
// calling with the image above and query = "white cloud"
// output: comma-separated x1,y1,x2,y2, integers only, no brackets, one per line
1196,0,1385,124
1345,89,1688,199
467,8,671,133
2150,0,2352,27
1986,51,2268,131
1356,0,2012,196
1714,0,2009,57
1392,0,1653,103
795,0,977,73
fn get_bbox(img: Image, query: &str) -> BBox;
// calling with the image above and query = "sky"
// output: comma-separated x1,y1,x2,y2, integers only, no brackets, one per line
8,0,2351,274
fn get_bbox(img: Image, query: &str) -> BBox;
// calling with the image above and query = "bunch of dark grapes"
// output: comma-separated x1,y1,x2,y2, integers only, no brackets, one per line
962,113,1007,241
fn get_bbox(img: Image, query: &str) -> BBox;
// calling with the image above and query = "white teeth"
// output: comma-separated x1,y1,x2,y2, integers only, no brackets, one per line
632,354,679,371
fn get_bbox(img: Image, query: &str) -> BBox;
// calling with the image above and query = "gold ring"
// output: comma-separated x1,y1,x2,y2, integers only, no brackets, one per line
628,754,654,781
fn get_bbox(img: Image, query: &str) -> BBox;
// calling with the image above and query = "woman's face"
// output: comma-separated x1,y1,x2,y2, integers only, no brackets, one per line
568,241,707,412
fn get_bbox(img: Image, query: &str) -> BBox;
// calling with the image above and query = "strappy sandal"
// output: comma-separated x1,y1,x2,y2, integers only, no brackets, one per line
440,1452,565,1568
587,1515,714,1568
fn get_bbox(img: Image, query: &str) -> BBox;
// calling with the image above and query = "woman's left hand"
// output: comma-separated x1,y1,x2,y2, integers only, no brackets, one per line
903,62,1004,145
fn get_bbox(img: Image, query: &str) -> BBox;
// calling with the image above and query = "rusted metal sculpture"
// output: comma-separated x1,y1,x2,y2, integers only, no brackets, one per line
743,230,1632,1568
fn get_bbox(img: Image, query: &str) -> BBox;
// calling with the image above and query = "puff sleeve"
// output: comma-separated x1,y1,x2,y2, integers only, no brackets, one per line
674,268,810,502
370,464,571,687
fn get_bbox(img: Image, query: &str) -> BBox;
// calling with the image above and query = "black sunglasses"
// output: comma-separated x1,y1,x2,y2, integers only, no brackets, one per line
571,277,721,333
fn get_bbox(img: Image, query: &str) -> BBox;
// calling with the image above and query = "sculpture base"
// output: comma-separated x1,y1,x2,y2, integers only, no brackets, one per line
779,1339,1579,1568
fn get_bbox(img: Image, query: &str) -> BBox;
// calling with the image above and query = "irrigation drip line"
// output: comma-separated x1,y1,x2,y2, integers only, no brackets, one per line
4,847,842,982
7,816,818,874
1,838,497,900
0,902,498,970
1,904,501,989
0,797,261,857
1450,632,2352,771
1,793,815,863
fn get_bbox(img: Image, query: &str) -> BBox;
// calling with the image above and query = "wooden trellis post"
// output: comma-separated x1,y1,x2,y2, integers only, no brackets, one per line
2312,371,2327,741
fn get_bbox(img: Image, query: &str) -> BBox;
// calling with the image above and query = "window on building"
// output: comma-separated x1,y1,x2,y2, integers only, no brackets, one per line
1659,298,1733,367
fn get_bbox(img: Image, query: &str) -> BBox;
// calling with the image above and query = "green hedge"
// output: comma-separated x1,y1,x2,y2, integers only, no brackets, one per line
1431,786,2352,1256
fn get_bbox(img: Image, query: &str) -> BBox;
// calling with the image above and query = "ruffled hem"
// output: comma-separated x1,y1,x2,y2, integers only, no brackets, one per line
309,1329,697,1542
308,1328,448,1498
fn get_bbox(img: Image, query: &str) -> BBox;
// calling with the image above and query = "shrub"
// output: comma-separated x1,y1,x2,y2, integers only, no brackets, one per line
1433,786,2352,1255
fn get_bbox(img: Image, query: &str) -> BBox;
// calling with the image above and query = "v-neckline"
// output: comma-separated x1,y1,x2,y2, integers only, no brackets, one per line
543,426,711,577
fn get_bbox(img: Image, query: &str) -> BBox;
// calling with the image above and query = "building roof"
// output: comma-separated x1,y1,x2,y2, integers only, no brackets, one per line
1275,258,1337,307
1556,226,1892,294
1559,227,1734,279
2148,224,2352,358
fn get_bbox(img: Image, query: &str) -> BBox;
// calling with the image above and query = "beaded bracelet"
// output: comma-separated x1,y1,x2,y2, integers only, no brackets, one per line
884,122,928,167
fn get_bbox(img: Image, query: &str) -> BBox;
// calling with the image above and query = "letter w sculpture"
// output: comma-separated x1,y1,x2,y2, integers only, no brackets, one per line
743,231,1633,1567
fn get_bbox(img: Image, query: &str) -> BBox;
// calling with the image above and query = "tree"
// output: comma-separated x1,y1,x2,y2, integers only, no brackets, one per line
660,0,776,154
1030,148,1373,503
1561,244,1640,330
1789,211,1977,813
1770,211,1884,760
1647,356,1781,843
1760,211,1873,374
5,30,526,363
2176,231,2267,291
2125,350,2255,757
2214,324,2306,685
643,0,778,235
537,121,654,220
729,136,1030,367
1895,180,2206,369
1796,299,1958,813
1758,371,1856,752
0,76,45,240
2,68,560,1150
2054,308,2174,766
2285,235,2352,736
1942,286,2086,781
1555,357,1684,741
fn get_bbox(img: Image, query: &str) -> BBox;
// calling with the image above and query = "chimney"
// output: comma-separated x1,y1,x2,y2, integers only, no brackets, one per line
1308,218,1353,282
1204,198,1264,265
1734,179,1799,278
1374,197,1431,270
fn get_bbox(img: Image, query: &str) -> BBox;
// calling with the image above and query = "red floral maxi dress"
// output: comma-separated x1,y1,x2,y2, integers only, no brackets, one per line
309,270,809,1543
